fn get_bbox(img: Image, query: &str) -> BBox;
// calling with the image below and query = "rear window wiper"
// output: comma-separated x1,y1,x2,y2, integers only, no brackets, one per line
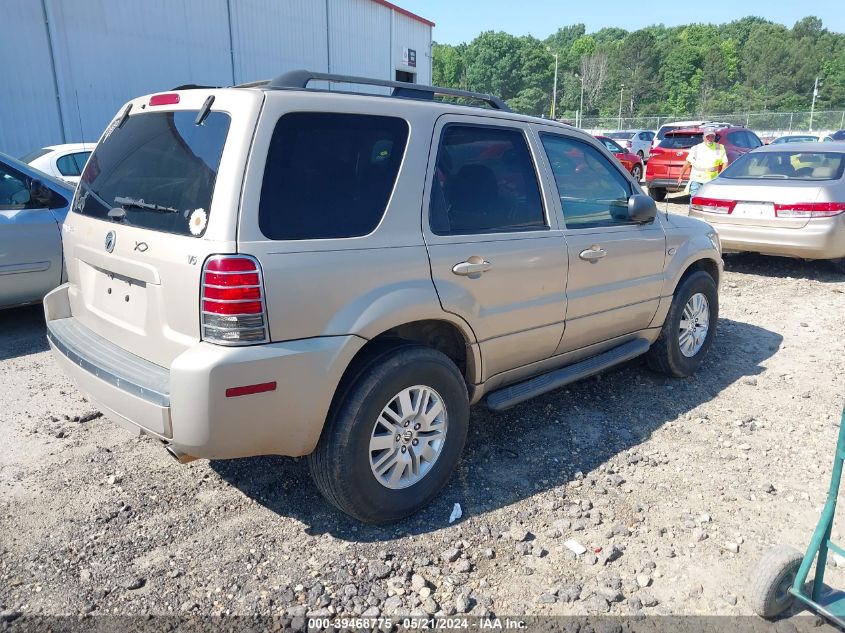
114,196,178,213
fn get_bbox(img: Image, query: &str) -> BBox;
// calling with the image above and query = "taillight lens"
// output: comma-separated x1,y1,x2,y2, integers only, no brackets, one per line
690,196,736,214
201,255,269,345
774,202,845,218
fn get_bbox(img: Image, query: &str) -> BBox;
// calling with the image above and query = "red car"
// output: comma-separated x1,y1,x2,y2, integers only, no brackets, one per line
644,126,763,201
595,135,644,182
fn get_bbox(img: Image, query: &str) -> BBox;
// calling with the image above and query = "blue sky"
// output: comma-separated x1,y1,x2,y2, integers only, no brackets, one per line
398,0,845,44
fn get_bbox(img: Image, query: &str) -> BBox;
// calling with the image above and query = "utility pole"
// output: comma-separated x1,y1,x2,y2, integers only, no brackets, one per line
618,84,624,129
575,72,585,128
550,51,559,120
809,76,819,132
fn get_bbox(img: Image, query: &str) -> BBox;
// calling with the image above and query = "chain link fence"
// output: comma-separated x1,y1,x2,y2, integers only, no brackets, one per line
574,110,845,136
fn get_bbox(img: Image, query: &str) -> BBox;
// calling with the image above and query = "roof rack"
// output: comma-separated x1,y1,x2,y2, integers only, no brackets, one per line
266,69,510,111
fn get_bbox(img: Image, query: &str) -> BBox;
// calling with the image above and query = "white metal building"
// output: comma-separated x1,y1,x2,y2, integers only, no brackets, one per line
1,0,433,157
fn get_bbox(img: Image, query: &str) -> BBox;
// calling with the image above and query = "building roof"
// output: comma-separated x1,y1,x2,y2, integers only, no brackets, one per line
371,0,435,27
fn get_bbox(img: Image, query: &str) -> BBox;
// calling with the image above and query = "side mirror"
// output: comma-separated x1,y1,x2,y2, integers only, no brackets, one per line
627,193,657,223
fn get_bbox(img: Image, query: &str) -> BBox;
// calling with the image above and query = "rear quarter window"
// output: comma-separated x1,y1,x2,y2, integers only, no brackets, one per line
258,112,409,240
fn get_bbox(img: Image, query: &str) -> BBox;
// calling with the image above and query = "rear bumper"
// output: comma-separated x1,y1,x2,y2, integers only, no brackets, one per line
45,284,366,459
690,212,845,260
645,178,687,192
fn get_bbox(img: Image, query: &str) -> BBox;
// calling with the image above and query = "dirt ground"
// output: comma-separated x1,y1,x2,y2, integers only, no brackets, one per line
2,200,844,626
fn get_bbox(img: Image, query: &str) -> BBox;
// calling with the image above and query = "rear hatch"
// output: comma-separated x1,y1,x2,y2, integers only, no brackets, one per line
649,132,702,179
62,88,263,367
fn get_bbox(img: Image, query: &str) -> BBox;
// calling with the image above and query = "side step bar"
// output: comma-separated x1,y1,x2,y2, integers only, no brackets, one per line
485,338,650,411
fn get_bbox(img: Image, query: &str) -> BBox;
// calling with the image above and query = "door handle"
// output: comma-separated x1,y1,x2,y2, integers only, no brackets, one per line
579,246,607,262
452,257,492,276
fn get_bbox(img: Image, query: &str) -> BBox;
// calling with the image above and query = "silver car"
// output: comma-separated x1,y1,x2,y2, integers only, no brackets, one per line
0,153,74,308
605,129,655,161
690,142,845,272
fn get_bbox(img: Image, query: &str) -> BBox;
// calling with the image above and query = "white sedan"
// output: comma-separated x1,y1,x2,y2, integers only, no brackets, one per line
20,143,95,185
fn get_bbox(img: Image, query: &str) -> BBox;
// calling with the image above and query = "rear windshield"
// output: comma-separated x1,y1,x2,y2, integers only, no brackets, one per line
74,110,230,236
721,151,845,180
659,134,703,149
606,132,634,140
772,136,818,144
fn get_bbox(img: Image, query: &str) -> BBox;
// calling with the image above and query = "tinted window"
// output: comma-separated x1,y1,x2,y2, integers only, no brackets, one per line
541,134,633,228
56,152,90,177
607,132,633,140
659,134,703,149
721,151,844,181
259,113,408,240
745,131,762,148
727,131,752,149
429,125,545,236
76,111,230,236
638,132,648,140
19,148,52,163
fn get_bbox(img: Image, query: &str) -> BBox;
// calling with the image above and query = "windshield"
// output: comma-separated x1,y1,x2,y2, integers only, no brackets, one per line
721,151,844,180
606,132,633,140
659,134,703,149
771,136,817,144
75,110,230,236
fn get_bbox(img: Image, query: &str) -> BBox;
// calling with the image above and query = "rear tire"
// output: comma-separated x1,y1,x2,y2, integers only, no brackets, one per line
308,345,469,523
832,257,845,275
748,545,803,618
649,187,666,202
647,270,718,377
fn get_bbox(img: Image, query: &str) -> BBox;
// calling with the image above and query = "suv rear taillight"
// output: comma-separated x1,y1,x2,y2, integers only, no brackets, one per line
201,255,269,345
690,196,737,214
774,202,845,218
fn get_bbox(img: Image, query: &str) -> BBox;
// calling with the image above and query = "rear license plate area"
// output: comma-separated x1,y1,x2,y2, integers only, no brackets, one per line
82,263,148,330
733,202,775,218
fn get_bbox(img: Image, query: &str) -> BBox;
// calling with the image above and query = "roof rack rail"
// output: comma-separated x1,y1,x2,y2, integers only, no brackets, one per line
267,69,510,111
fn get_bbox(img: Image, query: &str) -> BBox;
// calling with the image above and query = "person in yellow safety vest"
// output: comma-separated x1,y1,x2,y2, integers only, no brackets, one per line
677,127,728,205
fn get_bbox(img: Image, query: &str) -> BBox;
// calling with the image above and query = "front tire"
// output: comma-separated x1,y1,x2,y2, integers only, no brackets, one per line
647,270,718,377
748,545,803,618
308,345,469,523
648,186,666,202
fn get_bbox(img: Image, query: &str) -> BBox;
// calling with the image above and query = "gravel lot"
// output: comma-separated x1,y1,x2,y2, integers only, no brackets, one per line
2,200,844,625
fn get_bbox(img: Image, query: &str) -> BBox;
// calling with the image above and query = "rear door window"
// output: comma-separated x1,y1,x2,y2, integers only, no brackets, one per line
259,113,408,240
429,124,546,235
75,111,231,236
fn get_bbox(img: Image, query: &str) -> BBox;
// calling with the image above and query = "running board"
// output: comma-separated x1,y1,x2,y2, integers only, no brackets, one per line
485,338,650,411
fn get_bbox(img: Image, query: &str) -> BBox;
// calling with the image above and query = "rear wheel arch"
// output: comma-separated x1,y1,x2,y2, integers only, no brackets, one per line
331,319,479,410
